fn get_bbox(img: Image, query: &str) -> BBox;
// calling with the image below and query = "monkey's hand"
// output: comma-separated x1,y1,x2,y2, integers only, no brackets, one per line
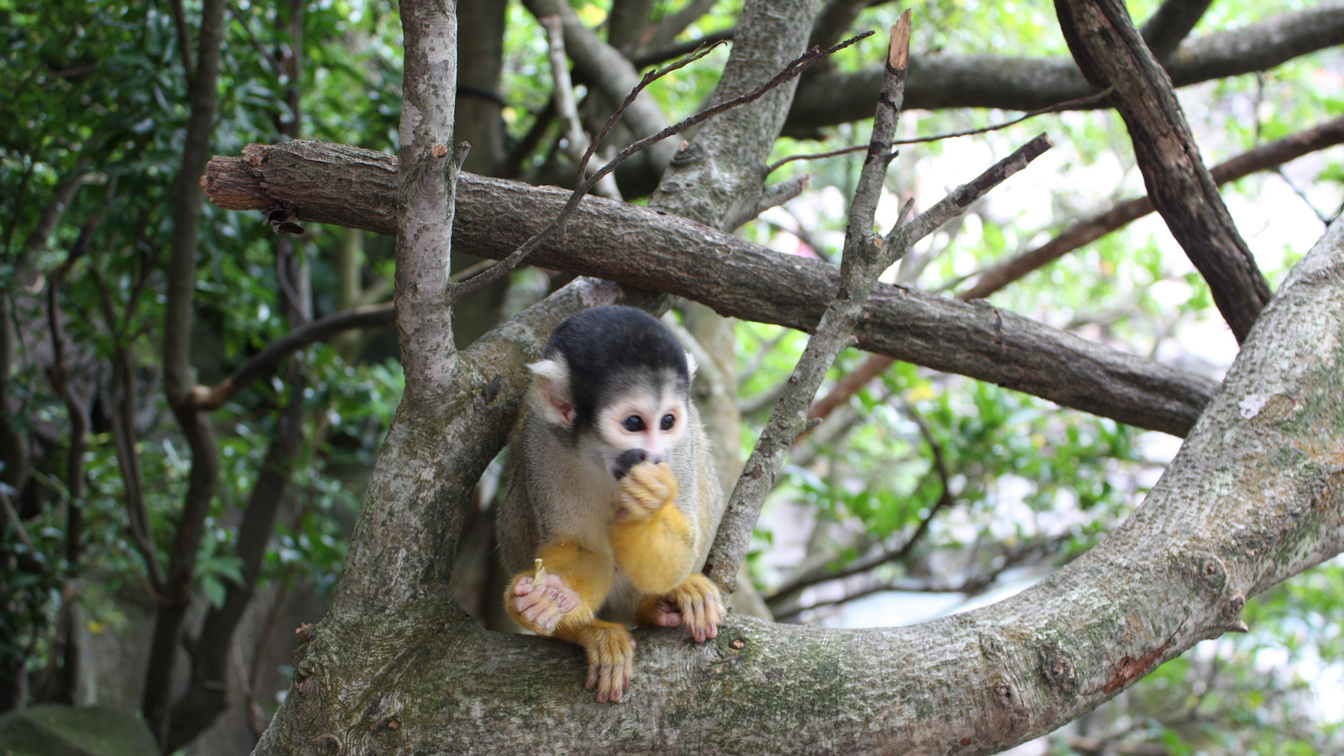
638,573,724,643
614,461,679,521
555,620,637,703
507,570,582,636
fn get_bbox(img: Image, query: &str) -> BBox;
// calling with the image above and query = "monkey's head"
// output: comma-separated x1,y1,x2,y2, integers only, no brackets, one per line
526,306,697,481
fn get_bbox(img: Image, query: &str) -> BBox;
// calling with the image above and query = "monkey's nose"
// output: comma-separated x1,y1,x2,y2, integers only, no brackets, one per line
613,448,647,479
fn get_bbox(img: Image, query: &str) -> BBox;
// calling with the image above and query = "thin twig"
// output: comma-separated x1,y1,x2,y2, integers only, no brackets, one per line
767,87,1110,176
451,31,874,302
959,115,1344,300
706,17,909,593
200,304,394,410
541,15,621,200
889,87,1112,146
886,133,1053,254
767,401,954,604
767,143,869,175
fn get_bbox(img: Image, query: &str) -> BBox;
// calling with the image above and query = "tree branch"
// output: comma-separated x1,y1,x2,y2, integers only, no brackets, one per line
199,304,393,410
521,0,678,170
541,15,622,201
203,140,1216,437
394,2,462,405
961,115,1344,301
145,0,227,742
785,3,1344,133
259,216,1344,755
1056,0,1271,342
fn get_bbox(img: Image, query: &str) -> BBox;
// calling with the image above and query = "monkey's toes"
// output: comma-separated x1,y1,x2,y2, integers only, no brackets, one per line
670,574,724,643
584,626,636,703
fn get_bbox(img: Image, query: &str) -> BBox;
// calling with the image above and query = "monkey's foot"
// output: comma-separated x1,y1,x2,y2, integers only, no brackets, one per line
615,461,679,520
563,620,636,703
652,573,723,643
508,571,581,636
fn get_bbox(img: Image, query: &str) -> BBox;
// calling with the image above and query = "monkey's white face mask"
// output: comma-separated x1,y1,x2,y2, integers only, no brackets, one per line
527,352,697,482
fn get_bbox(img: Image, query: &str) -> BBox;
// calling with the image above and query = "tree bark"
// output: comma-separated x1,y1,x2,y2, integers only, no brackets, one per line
255,214,1344,754
203,141,1216,437
1055,0,1271,343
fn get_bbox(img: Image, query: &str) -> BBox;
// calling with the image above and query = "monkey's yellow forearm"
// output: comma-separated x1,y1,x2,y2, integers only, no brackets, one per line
610,500,696,595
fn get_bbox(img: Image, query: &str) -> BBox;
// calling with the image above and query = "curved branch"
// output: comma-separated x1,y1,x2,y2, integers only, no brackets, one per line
784,3,1344,133
199,304,394,410
262,216,1344,756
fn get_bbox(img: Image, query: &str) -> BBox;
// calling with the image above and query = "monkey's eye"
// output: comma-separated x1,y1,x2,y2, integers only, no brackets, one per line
622,415,646,432
660,414,675,431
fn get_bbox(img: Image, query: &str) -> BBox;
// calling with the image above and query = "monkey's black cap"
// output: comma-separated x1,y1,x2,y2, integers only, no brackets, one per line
543,306,691,429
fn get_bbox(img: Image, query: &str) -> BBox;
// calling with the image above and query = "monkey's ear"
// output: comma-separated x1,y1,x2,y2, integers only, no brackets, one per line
684,350,699,382
527,358,576,427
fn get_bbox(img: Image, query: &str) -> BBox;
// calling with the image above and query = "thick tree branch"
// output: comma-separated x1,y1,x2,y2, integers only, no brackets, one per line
1056,0,1271,342
394,1,462,405
203,140,1216,436
785,3,1344,134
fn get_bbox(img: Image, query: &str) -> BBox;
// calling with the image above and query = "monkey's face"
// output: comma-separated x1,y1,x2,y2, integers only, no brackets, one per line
587,384,690,481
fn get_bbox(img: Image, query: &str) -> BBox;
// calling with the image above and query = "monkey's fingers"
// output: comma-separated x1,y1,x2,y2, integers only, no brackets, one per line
509,572,580,635
616,462,679,519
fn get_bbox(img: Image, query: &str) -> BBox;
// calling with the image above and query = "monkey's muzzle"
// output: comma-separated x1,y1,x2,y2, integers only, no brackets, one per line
613,448,668,479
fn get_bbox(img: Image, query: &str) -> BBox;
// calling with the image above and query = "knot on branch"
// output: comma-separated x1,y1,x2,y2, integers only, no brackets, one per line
1036,638,1079,696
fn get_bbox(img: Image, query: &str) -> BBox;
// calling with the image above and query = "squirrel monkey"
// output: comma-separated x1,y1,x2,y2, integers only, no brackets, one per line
497,306,726,702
